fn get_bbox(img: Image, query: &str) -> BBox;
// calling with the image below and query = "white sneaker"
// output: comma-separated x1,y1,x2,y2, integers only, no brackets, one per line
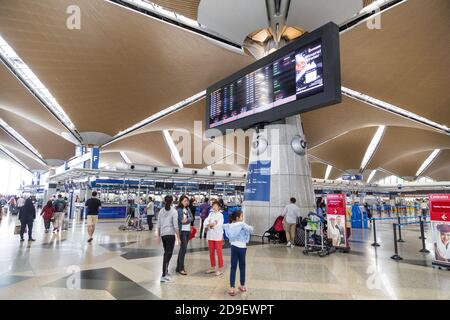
286,242,291,247
291,243,295,248
160,276,171,283
164,276,172,282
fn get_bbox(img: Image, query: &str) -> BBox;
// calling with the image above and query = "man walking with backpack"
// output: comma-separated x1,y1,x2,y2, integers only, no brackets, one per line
52,194,67,233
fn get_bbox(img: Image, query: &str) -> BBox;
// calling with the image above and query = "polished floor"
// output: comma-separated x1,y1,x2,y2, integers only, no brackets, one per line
0,212,448,300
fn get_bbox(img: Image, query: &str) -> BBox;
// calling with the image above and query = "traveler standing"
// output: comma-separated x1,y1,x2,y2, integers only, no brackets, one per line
52,194,67,233
146,197,155,231
156,195,180,283
18,198,36,242
40,200,55,233
204,200,224,276
176,195,193,275
85,191,102,243
281,197,300,248
223,210,253,296
199,198,211,239
420,200,428,218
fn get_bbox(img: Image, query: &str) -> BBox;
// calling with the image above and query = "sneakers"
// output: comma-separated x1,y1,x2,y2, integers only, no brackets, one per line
29,238,36,242
286,242,292,247
205,268,216,274
160,276,172,283
215,270,223,276
20,238,25,242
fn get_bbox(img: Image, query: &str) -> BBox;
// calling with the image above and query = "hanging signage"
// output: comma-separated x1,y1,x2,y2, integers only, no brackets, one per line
326,193,348,248
342,174,363,181
91,147,100,169
244,161,271,202
429,194,450,267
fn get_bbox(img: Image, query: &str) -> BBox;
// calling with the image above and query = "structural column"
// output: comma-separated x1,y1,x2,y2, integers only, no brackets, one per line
243,115,316,235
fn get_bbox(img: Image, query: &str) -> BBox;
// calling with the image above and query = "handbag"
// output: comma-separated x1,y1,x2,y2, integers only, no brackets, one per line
189,226,197,240
14,224,21,235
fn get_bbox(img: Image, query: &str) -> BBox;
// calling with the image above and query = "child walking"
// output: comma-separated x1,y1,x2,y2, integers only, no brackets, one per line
223,210,253,296
204,200,224,276
40,200,55,233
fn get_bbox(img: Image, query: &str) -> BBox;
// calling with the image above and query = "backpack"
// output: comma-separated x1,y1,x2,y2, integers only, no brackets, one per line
54,200,66,212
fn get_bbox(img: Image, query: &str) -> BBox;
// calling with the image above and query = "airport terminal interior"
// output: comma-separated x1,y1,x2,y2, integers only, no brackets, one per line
0,0,449,301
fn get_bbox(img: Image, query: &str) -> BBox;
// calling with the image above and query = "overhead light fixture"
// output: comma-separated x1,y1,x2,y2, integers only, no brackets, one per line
342,87,449,134
119,151,132,164
415,149,440,177
367,169,377,183
324,165,332,180
0,36,81,143
163,130,183,168
0,144,29,170
360,125,385,172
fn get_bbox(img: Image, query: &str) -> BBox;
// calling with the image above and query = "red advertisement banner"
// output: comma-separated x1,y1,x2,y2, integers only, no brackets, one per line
429,194,450,266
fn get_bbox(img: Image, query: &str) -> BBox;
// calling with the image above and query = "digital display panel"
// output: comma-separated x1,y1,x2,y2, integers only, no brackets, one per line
206,22,341,133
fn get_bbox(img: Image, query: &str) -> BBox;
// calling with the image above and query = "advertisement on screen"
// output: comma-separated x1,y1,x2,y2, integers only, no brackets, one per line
326,193,347,248
244,161,271,202
429,194,450,266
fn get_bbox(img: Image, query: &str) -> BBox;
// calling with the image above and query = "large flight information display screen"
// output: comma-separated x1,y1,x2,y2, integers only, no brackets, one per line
209,41,323,128
206,22,341,133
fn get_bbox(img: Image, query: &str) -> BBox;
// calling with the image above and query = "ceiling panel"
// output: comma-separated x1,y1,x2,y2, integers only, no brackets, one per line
151,0,200,20
340,0,450,126
381,150,430,179
0,0,253,136
0,109,74,160
311,161,327,179
0,63,71,137
367,127,450,171
102,131,173,166
302,95,435,148
0,130,47,171
309,126,377,171
422,149,450,181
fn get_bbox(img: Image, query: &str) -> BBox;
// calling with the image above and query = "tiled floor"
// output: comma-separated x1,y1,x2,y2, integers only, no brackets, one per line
0,213,448,300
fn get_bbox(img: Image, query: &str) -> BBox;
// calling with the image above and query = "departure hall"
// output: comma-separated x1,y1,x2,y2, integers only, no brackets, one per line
0,0,449,309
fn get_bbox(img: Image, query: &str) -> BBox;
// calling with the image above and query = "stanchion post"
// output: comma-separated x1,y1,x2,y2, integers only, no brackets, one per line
371,218,380,247
391,223,403,260
397,214,405,242
419,216,430,253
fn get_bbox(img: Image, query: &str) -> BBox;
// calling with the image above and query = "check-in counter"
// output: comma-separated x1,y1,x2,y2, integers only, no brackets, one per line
74,203,127,219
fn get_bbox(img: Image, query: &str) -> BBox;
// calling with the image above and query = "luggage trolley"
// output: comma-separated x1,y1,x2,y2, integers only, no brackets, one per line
303,212,335,257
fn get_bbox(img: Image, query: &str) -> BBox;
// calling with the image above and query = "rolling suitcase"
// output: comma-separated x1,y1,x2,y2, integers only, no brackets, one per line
294,217,306,246
294,226,305,246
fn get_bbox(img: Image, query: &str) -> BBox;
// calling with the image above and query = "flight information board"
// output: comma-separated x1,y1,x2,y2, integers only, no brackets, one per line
206,22,340,133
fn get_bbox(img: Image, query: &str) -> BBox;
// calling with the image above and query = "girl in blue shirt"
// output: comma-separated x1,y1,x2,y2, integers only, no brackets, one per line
223,210,253,296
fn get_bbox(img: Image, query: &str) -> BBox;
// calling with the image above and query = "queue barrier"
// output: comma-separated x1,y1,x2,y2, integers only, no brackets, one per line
390,217,431,261
344,215,430,249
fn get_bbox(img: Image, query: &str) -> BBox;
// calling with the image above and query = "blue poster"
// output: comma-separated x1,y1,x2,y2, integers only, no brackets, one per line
244,161,271,202
91,147,100,169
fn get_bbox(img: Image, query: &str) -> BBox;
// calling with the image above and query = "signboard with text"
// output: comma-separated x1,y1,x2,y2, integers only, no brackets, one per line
429,194,450,266
244,161,271,202
326,193,348,248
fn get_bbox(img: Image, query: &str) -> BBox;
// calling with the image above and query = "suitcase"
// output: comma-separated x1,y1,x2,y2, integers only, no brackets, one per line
14,224,21,235
294,226,306,246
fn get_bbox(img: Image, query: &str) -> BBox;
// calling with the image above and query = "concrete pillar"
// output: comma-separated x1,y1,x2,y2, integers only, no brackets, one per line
243,115,316,235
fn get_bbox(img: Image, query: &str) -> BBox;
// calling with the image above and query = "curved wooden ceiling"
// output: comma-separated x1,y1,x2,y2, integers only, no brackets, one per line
340,0,450,127
0,0,252,136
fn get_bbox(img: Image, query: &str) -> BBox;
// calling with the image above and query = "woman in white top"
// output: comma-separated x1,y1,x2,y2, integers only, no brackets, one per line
204,200,224,276
146,197,155,231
